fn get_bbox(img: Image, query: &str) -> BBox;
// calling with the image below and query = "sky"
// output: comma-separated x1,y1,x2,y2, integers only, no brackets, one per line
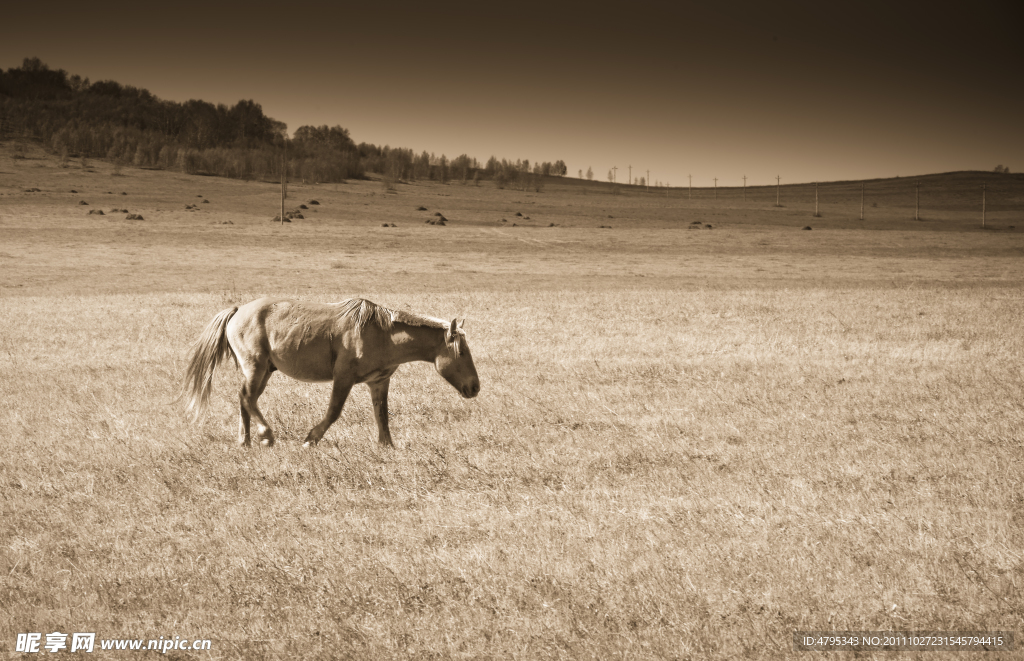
3,0,1022,187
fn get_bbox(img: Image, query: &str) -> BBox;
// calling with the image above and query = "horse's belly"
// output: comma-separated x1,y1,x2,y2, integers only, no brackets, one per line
268,342,336,382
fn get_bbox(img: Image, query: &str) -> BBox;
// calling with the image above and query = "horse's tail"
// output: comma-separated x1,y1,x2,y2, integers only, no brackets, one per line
181,306,238,422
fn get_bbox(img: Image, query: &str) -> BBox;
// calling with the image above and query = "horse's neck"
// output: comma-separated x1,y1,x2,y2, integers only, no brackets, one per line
387,322,444,364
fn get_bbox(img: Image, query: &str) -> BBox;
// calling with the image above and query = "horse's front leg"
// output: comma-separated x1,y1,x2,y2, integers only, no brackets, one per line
368,377,398,448
302,378,353,448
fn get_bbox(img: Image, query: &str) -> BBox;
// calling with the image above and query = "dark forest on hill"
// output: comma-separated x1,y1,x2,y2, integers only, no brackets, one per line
0,57,566,189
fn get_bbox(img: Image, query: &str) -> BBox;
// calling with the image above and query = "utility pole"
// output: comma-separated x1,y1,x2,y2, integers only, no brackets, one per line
713,177,718,200
982,183,987,228
612,165,618,184
628,165,632,186
860,182,864,220
646,169,650,193
776,175,781,206
814,182,819,217
742,175,747,202
280,139,287,225
915,183,920,221
688,174,692,200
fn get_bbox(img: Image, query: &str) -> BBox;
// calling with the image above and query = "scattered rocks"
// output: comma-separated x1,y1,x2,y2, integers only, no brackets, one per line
272,215,291,223
548,223,557,227
308,200,320,205
599,225,612,229
88,209,104,215
501,218,507,222
803,226,812,230
705,224,713,229
202,199,209,204
24,188,41,192
78,200,89,205
416,206,427,211
120,192,127,196
126,213,144,220
197,195,203,198
299,204,308,209
691,221,702,225
515,212,522,217
70,189,77,193
434,212,443,217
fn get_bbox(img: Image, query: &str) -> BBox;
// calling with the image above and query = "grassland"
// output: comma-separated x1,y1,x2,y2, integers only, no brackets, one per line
1,141,1023,659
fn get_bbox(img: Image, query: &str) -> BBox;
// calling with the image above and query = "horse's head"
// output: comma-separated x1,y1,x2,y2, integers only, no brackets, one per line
435,318,480,398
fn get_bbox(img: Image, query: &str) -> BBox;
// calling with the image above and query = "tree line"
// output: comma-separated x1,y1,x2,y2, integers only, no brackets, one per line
0,58,567,187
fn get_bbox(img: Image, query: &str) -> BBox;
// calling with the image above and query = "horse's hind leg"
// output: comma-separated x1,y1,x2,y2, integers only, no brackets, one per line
238,367,273,447
239,361,275,447
238,402,250,447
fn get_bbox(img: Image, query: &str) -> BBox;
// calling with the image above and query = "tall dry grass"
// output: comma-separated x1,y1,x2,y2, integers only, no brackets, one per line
2,284,1022,658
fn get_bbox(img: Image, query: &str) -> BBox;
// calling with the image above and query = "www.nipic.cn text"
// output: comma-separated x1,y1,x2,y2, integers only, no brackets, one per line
16,632,212,654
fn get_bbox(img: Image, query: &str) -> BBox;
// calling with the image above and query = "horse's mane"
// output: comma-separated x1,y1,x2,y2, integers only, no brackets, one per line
336,298,448,332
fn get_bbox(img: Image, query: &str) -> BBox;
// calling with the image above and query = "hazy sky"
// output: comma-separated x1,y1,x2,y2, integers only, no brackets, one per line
4,0,1022,186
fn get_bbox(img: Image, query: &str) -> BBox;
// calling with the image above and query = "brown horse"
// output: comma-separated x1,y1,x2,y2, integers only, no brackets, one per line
182,297,480,448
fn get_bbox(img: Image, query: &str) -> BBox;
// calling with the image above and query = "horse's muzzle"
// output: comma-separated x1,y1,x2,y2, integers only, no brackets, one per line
461,381,480,398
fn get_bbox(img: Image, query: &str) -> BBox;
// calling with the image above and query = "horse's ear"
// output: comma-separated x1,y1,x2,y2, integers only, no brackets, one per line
458,318,465,329
448,318,458,339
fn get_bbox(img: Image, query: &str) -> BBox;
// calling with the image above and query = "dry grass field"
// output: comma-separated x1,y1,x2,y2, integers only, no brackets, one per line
2,140,1023,658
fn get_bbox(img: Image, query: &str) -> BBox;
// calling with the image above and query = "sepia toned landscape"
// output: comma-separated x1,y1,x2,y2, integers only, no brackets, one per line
2,135,1022,657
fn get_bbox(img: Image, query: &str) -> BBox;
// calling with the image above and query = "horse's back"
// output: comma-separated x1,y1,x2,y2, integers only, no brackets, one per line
228,298,361,382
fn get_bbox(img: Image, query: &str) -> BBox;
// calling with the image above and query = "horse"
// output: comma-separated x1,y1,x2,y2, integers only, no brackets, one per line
181,297,480,448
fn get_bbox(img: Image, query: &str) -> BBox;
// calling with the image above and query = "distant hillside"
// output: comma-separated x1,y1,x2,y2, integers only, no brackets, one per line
0,57,565,188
